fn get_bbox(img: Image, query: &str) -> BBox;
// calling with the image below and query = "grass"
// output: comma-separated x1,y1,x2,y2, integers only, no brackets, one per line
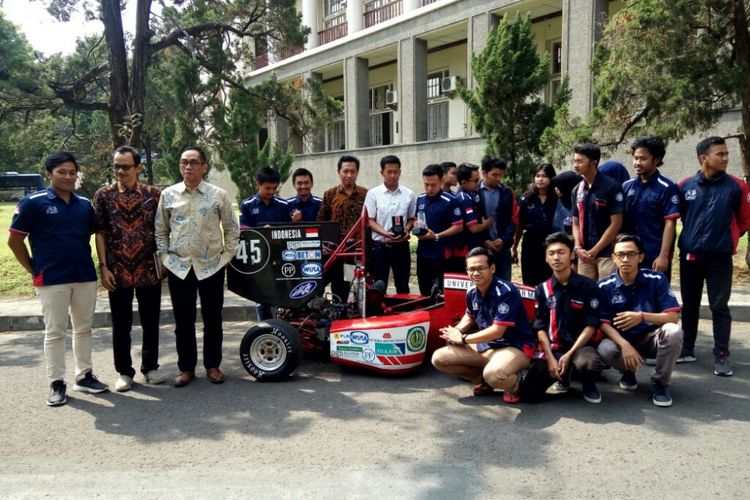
0,201,100,298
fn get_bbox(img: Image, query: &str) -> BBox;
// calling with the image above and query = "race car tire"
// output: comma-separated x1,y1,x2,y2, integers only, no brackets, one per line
239,319,302,381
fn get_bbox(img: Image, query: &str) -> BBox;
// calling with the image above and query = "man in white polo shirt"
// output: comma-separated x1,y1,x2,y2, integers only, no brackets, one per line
364,155,417,294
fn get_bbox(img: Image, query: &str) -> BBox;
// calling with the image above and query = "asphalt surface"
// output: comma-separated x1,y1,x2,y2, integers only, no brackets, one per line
0,319,748,499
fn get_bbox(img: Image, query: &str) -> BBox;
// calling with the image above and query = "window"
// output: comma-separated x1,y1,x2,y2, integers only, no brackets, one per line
546,40,562,104
324,0,346,18
427,70,449,140
369,84,394,146
326,96,345,151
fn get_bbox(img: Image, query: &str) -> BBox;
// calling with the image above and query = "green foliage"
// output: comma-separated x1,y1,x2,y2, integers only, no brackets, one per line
590,0,750,175
539,77,593,167
458,14,557,192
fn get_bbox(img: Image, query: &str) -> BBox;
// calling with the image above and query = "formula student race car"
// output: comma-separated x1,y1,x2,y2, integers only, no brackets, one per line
227,212,536,380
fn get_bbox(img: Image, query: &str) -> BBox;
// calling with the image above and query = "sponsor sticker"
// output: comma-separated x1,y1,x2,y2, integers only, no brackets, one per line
331,351,361,359
363,349,376,362
382,332,392,340
289,281,317,299
406,327,426,352
349,331,369,344
287,240,321,250
282,250,322,261
375,343,405,355
281,263,296,278
301,263,322,277
337,345,363,352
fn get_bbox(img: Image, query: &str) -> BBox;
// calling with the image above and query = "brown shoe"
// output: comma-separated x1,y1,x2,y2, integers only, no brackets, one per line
206,367,225,384
174,371,195,388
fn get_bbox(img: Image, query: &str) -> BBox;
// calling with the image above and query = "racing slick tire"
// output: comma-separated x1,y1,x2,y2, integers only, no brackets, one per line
239,319,302,381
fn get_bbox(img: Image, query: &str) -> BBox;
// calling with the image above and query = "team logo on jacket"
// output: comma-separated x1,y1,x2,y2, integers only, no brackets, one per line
252,208,260,214
685,189,697,201
547,296,557,309
590,298,599,309
498,303,510,315
453,208,461,216
46,206,58,215
671,195,679,204
615,193,624,202
611,294,624,305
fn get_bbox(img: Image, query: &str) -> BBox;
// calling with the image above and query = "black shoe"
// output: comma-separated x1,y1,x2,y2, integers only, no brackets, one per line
677,349,696,364
73,372,109,394
619,371,638,391
47,380,67,407
582,382,602,404
651,382,673,407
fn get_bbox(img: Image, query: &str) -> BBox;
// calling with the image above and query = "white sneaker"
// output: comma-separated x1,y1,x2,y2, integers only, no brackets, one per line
114,375,133,392
143,370,166,385
547,381,569,394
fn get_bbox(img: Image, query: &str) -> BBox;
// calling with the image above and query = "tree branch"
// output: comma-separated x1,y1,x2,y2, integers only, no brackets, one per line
150,17,265,53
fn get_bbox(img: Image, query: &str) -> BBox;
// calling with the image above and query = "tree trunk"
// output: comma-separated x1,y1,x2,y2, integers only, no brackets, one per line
101,0,129,147
732,0,750,268
143,135,154,185
128,0,154,149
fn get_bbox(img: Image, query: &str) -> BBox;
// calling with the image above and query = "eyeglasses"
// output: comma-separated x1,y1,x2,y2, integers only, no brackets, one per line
179,159,203,168
613,251,641,260
113,164,136,171
466,266,490,274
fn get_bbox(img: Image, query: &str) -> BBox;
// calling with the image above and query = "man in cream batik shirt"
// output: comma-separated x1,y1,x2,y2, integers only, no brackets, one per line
155,146,239,388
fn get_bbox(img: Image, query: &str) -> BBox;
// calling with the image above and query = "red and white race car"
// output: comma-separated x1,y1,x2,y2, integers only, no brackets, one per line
227,212,535,380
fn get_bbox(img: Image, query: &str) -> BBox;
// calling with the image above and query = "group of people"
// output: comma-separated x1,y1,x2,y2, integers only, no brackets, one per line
7,135,749,408
432,136,750,405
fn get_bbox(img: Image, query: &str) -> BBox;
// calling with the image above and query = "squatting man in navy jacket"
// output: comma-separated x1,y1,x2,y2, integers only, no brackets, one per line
519,232,604,404
597,234,683,407
432,247,536,404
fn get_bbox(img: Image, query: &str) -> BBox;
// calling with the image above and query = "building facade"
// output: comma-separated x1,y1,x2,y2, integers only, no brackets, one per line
238,0,741,197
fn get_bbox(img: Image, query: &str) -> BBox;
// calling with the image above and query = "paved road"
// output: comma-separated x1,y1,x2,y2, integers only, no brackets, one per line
0,320,748,499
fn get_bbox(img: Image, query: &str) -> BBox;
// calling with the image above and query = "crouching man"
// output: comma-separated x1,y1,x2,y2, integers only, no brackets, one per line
519,232,604,404
432,247,536,404
597,234,683,407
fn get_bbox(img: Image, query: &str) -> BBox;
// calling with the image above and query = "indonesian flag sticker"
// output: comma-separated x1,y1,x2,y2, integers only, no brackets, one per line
305,228,319,238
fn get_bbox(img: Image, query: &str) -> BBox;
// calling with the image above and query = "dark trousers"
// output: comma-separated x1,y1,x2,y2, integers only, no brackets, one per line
493,249,512,281
521,238,552,286
168,268,225,372
109,283,162,378
371,241,411,294
324,259,352,303
519,346,602,404
417,256,445,296
680,253,733,355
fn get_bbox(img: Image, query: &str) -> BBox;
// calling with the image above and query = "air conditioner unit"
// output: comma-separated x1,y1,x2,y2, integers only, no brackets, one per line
385,89,398,107
441,76,459,94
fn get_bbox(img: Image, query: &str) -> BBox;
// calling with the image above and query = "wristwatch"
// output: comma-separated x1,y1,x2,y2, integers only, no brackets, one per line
434,234,440,242
461,333,469,344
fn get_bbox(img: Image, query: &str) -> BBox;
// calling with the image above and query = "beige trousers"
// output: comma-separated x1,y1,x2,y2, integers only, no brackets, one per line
432,344,530,390
36,281,98,383
577,256,617,281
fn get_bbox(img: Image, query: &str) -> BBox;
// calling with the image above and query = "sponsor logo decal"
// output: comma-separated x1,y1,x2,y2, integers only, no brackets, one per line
281,263,296,277
337,345,363,352
287,240,321,250
301,263,322,277
282,250,322,261
406,327,426,352
382,332,392,340
289,281,317,299
375,343,405,355
363,349,376,362
349,331,369,344
331,350,361,359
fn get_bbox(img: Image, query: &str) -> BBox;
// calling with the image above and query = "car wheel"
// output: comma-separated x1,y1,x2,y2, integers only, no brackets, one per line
239,319,302,381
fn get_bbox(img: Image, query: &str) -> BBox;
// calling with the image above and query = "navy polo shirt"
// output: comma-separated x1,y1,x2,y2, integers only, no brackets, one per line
572,172,624,256
518,193,556,242
622,172,680,262
416,191,462,260
598,269,681,343
533,273,600,351
9,187,97,286
465,276,535,353
286,195,323,222
240,195,292,228
453,188,483,257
